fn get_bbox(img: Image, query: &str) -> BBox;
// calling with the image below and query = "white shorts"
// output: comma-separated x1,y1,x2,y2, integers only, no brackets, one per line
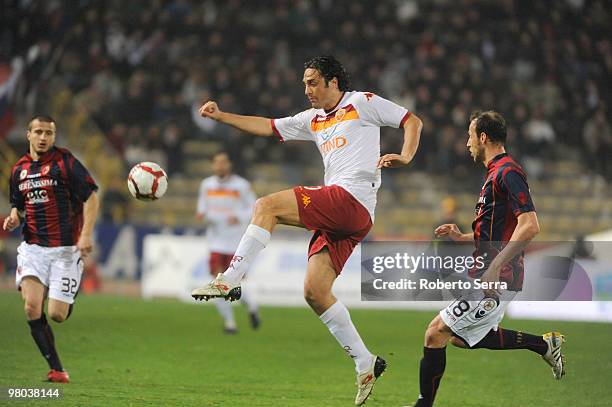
439,290,517,347
15,242,84,305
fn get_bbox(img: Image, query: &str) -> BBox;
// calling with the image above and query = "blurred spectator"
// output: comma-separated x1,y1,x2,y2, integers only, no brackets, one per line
101,178,132,224
582,109,612,179
523,108,556,156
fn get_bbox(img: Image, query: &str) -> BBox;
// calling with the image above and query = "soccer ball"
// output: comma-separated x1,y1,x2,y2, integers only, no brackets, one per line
127,162,168,201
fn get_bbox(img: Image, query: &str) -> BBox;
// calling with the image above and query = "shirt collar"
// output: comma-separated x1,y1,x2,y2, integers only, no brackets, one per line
215,174,232,183
323,92,346,115
487,152,508,171
26,147,57,163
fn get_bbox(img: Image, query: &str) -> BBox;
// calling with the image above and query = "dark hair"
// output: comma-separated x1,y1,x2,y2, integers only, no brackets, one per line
304,55,351,91
28,115,56,130
469,110,506,144
212,150,231,161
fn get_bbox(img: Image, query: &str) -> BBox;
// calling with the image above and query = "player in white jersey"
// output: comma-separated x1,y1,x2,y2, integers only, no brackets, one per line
191,55,423,405
196,152,259,333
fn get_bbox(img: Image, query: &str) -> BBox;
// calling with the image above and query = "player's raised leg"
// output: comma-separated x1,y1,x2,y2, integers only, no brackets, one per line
21,277,69,383
410,312,566,406
462,328,566,379
305,249,386,406
191,189,302,301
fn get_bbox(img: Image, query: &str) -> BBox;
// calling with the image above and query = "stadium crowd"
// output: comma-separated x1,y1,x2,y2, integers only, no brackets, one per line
4,0,611,184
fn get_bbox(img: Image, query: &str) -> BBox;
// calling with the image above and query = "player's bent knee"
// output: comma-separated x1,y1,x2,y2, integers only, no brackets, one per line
303,282,329,307
253,196,273,216
24,302,42,320
49,310,67,323
255,193,294,218
303,284,319,306
449,336,468,348
424,327,439,345
424,316,451,347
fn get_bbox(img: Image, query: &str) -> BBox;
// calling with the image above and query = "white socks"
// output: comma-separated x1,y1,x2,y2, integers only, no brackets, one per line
222,224,271,285
214,224,266,328
214,299,236,329
319,301,373,373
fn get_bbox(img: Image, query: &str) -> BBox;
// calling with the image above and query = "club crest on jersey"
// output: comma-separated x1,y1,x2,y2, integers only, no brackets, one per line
335,108,346,121
301,193,311,208
474,297,498,319
20,169,27,180
42,165,50,175
481,298,497,312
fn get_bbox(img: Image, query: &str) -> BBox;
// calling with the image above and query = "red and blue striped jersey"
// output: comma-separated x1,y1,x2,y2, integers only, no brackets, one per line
470,153,535,290
9,147,98,247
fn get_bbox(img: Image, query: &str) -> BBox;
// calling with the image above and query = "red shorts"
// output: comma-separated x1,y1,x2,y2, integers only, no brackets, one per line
293,185,372,274
209,252,234,275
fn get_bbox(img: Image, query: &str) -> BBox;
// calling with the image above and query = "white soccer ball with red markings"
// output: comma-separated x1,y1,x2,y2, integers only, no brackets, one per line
127,162,168,201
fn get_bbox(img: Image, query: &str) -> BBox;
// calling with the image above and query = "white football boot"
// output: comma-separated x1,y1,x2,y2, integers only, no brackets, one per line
191,274,242,302
541,331,566,379
355,355,387,405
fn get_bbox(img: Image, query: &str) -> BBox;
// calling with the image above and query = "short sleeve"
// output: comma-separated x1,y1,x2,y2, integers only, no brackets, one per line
9,167,25,210
357,92,411,128
502,170,535,216
271,109,315,142
69,157,98,203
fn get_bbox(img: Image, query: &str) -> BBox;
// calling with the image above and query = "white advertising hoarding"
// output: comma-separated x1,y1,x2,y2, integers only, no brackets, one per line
142,234,612,321
141,234,441,310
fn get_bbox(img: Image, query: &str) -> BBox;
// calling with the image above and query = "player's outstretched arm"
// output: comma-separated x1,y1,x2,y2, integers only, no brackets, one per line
199,101,273,137
377,113,423,168
77,191,99,258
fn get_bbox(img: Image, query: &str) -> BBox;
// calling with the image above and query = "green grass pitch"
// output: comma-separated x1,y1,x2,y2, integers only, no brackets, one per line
1,293,611,406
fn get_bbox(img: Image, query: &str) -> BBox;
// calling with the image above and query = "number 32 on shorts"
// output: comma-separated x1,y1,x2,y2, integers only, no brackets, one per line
61,278,78,294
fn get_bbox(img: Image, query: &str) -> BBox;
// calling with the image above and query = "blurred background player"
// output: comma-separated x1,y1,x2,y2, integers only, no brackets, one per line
409,111,565,407
191,55,423,405
3,116,99,383
196,151,259,334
